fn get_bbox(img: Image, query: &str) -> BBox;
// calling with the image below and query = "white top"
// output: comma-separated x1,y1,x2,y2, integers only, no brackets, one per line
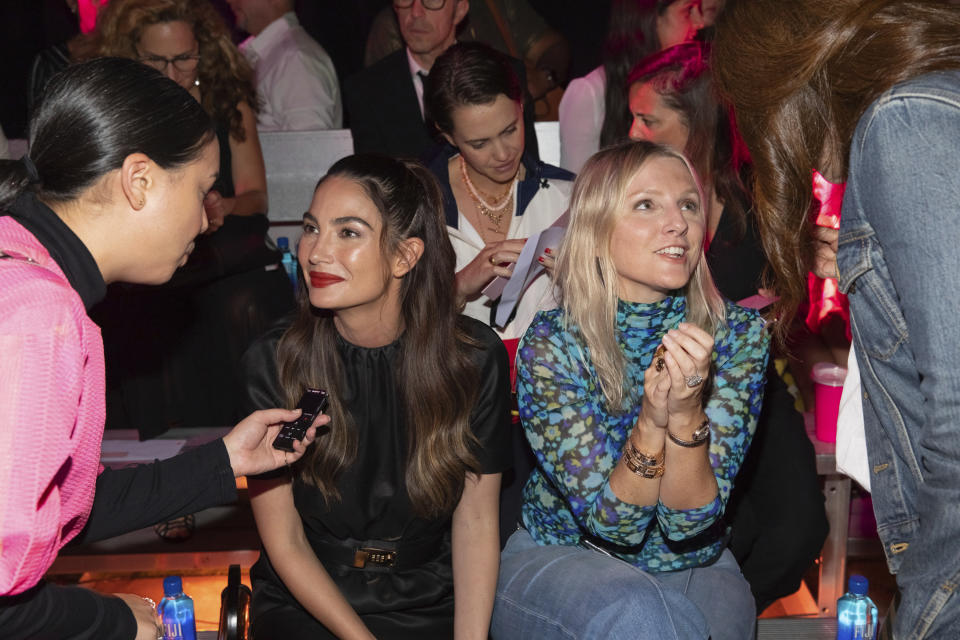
240,12,342,131
558,66,606,174
405,48,429,119
447,167,574,341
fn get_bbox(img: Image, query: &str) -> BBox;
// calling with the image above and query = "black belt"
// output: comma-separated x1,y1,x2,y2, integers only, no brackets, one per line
312,534,446,572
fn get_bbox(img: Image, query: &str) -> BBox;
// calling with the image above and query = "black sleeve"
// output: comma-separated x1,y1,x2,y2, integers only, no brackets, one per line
236,323,290,481
238,323,287,415
462,318,514,474
72,439,236,545
0,581,136,640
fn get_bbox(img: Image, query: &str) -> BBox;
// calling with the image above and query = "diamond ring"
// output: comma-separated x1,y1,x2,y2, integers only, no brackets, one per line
685,373,704,387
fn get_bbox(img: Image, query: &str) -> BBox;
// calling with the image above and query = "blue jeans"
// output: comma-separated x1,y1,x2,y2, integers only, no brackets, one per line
491,529,755,640
837,70,960,639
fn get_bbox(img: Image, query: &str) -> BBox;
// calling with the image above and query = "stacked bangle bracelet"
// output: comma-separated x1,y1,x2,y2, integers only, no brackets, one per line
667,418,711,448
621,439,665,479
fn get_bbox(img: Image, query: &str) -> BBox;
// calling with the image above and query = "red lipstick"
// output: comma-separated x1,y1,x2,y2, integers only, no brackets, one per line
309,272,345,288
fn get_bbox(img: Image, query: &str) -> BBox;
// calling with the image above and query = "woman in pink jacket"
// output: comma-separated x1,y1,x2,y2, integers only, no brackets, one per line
0,58,322,640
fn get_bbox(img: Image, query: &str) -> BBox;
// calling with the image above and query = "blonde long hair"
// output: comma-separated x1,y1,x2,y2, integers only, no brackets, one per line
554,141,725,409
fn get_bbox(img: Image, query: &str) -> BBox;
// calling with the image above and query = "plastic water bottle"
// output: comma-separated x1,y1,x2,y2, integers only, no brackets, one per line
158,575,197,640
836,574,878,640
277,236,298,293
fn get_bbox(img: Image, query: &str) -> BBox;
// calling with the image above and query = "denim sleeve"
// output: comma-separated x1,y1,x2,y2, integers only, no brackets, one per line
655,308,770,540
517,316,657,545
851,85,960,639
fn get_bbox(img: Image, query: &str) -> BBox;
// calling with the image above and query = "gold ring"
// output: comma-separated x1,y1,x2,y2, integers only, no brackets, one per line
489,255,497,265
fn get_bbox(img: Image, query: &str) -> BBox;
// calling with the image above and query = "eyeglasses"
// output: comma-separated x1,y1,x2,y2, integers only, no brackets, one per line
393,0,448,10
138,53,201,73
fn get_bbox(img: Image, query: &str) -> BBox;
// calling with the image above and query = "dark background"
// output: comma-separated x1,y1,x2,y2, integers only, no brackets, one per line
0,0,610,141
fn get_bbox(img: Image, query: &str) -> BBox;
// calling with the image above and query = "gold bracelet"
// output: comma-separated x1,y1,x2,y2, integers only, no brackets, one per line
621,438,665,479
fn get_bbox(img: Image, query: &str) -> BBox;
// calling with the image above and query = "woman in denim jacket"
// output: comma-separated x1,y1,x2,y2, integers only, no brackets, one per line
712,1,960,637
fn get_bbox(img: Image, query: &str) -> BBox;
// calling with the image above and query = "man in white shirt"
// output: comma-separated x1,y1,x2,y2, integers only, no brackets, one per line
228,0,342,131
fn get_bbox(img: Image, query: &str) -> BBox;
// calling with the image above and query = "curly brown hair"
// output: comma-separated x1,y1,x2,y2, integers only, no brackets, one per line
96,0,258,141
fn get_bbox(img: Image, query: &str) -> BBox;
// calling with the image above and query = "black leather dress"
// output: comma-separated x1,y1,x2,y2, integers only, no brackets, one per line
242,316,512,639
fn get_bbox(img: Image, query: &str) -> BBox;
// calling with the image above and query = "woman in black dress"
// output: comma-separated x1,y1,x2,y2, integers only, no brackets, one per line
626,42,829,612
243,154,512,639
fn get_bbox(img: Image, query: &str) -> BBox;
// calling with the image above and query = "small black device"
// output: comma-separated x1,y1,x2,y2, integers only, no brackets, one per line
271,387,328,452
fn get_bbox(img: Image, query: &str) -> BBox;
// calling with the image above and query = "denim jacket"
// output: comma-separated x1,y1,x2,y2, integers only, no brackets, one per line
837,70,960,640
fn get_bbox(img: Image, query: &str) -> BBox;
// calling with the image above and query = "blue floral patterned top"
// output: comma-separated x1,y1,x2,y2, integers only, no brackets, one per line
517,296,769,572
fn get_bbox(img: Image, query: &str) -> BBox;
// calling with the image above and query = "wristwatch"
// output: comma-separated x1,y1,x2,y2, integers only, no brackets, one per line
668,418,711,448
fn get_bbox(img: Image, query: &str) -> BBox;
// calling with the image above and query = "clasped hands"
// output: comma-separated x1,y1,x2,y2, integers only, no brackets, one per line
640,322,714,431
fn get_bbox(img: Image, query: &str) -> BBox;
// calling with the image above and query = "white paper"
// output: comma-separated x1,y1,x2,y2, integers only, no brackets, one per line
100,439,186,464
493,226,566,327
836,347,870,491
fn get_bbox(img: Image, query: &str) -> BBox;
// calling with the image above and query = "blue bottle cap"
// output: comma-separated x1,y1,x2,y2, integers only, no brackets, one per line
848,574,869,596
277,237,289,249
163,575,183,596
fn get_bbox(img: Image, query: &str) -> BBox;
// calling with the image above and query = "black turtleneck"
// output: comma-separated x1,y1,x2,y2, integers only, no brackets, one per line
5,190,106,311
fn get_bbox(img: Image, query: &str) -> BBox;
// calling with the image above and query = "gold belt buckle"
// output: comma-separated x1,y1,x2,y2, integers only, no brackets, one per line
353,546,397,568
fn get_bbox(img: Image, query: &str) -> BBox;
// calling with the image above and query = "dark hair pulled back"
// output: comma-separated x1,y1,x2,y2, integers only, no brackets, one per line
425,41,523,135
0,57,214,211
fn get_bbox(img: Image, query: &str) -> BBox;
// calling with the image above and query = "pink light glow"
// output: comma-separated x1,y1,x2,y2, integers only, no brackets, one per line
78,0,109,34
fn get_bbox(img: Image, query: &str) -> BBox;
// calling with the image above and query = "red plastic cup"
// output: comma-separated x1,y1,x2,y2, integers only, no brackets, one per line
811,362,847,443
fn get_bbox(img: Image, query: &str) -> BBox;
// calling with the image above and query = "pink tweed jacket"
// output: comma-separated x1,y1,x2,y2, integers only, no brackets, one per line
0,217,106,596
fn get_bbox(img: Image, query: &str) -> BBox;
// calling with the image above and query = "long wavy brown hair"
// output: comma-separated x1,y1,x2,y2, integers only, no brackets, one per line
95,0,257,141
276,155,483,519
712,0,960,341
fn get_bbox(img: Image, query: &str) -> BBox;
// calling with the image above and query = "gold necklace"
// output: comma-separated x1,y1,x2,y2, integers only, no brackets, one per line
459,155,517,235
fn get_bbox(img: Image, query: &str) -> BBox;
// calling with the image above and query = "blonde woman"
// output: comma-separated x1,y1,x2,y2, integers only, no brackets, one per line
492,141,769,640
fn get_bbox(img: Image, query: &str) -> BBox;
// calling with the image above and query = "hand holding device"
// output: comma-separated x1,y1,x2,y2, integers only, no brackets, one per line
223,406,326,477
272,388,328,452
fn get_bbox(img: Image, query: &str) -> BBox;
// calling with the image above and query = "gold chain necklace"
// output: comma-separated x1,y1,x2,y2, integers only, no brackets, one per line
459,155,517,235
